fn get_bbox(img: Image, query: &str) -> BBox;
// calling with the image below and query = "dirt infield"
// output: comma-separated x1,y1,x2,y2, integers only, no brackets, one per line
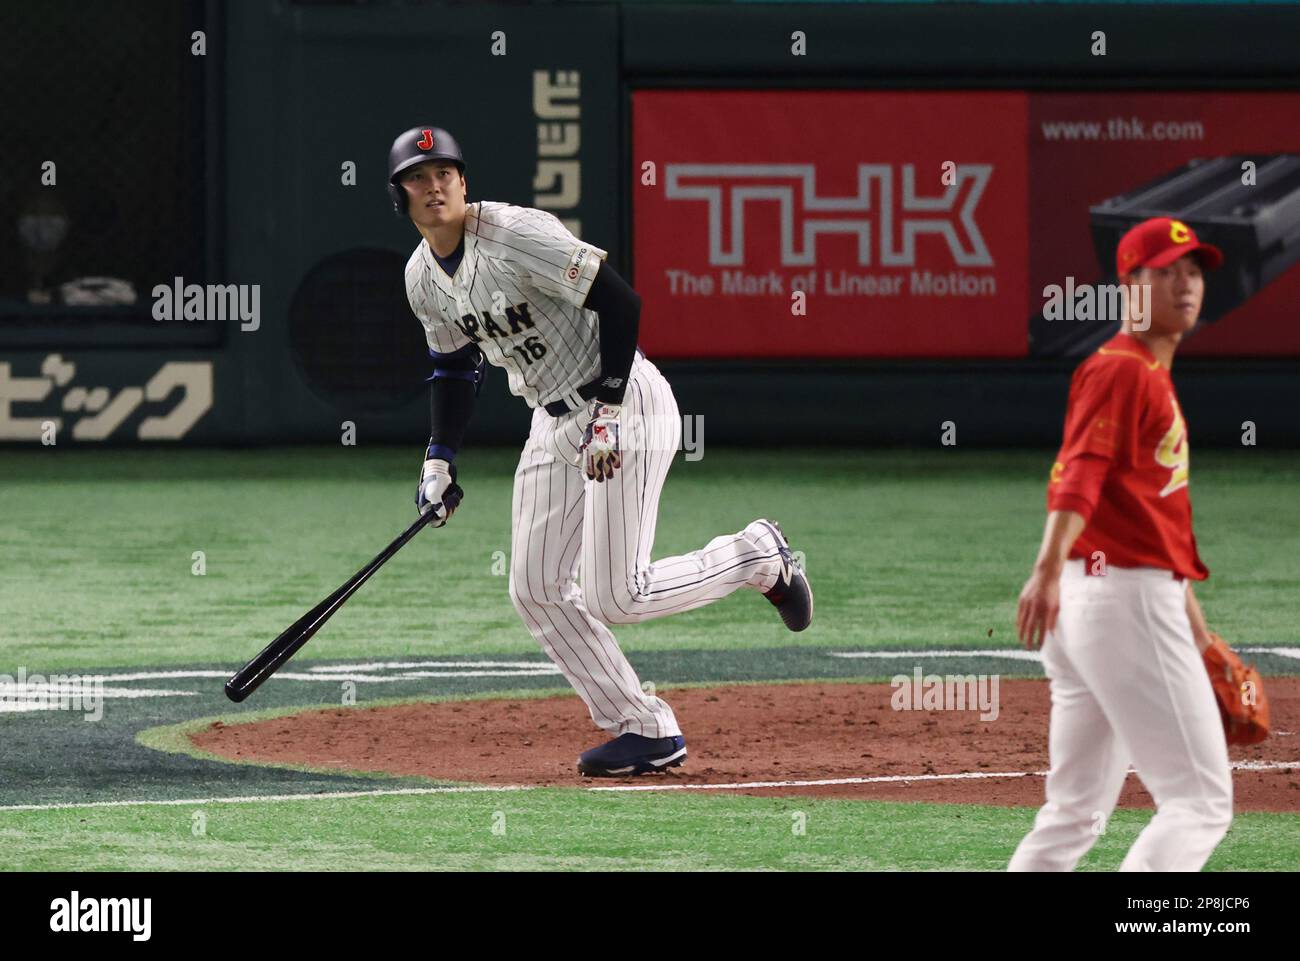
191,679,1300,811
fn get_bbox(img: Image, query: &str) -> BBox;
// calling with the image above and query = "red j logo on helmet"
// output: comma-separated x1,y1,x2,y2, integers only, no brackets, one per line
417,129,434,150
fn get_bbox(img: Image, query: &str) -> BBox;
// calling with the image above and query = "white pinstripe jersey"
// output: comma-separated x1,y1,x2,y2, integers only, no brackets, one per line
404,201,609,410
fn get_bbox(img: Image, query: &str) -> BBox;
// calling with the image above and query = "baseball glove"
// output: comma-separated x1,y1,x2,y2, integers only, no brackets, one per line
1202,632,1270,745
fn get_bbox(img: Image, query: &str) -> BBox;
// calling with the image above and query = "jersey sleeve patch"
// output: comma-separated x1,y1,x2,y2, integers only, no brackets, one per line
1060,354,1144,462
480,205,608,310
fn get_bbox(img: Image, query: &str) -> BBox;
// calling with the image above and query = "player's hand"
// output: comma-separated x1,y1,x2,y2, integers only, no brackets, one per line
580,402,622,482
416,457,462,527
1016,566,1060,650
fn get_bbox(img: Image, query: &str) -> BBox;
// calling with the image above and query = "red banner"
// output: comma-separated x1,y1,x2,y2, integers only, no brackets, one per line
633,91,1028,358
633,90,1300,359
1028,92,1300,357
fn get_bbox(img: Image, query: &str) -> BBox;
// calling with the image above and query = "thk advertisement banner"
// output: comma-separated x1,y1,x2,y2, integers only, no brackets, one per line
1029,92,1300,358
632,90,1300,359
633,91,1028,359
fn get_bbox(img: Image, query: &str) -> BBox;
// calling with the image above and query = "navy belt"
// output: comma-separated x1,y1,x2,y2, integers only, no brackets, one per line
543,349,644,417
543,380,602,417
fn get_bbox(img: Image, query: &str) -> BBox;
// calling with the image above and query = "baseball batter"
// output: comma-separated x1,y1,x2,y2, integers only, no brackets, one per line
1010,217,1233,872
387,125,813,777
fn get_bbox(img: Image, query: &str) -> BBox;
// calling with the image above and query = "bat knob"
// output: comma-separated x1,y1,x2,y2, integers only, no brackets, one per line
443,483,465,511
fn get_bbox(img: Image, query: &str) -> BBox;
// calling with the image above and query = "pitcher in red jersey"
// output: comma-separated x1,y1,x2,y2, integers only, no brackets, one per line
1010,217,1234,872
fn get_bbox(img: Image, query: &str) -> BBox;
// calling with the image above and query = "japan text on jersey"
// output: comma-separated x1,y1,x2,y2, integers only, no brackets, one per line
405,201,608,409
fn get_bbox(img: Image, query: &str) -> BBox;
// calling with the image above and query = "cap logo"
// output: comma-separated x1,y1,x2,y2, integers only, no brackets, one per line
1169,220,1191,244
417,129,434,151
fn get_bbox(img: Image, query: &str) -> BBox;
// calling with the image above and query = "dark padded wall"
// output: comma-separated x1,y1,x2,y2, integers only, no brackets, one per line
3,2,1297,447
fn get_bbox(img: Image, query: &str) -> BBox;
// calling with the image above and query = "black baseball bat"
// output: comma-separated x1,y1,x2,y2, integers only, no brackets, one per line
224,489,460,703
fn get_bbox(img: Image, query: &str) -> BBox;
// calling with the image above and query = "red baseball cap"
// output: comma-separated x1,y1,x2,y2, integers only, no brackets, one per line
1116,217,1223,277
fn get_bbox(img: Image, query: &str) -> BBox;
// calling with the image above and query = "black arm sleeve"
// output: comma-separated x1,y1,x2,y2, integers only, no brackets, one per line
426,345,483,459
582,259,641,405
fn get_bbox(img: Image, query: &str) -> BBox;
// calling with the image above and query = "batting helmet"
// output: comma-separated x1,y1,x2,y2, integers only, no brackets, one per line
387,125,466,216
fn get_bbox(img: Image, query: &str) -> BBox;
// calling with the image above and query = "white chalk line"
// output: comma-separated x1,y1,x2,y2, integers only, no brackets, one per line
0,685,198,712
831,647,1300,663
2,760,1295,813
308,661,562,673
591,759,1300,793
832,649,1044,662
0,785,533,813
0,664,564,705
27,668,560,684
1243,647,1300,661
0,685,196,698
590,770,1044,792
4,647,1293,703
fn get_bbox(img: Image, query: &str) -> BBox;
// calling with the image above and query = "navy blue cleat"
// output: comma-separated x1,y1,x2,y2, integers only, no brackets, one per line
757,520,814,632
577,733,687,777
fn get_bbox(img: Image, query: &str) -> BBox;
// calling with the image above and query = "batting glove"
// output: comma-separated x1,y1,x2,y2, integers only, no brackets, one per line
580,402,622,482
416,457,462,527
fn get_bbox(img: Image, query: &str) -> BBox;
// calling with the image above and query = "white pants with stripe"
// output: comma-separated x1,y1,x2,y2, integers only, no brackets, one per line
509,354,783,739
1008,560,1233,872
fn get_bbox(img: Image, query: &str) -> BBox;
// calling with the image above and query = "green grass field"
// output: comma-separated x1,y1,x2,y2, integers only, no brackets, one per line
5,446,1298,669
2,446,1297,871
2,794,1294,872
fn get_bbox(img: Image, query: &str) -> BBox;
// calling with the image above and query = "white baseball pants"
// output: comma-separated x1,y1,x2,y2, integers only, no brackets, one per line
1008,560,1233,872
508,353,784,738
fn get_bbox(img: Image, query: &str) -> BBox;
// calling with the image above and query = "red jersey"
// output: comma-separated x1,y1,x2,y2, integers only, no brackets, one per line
1047,332,1208,580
